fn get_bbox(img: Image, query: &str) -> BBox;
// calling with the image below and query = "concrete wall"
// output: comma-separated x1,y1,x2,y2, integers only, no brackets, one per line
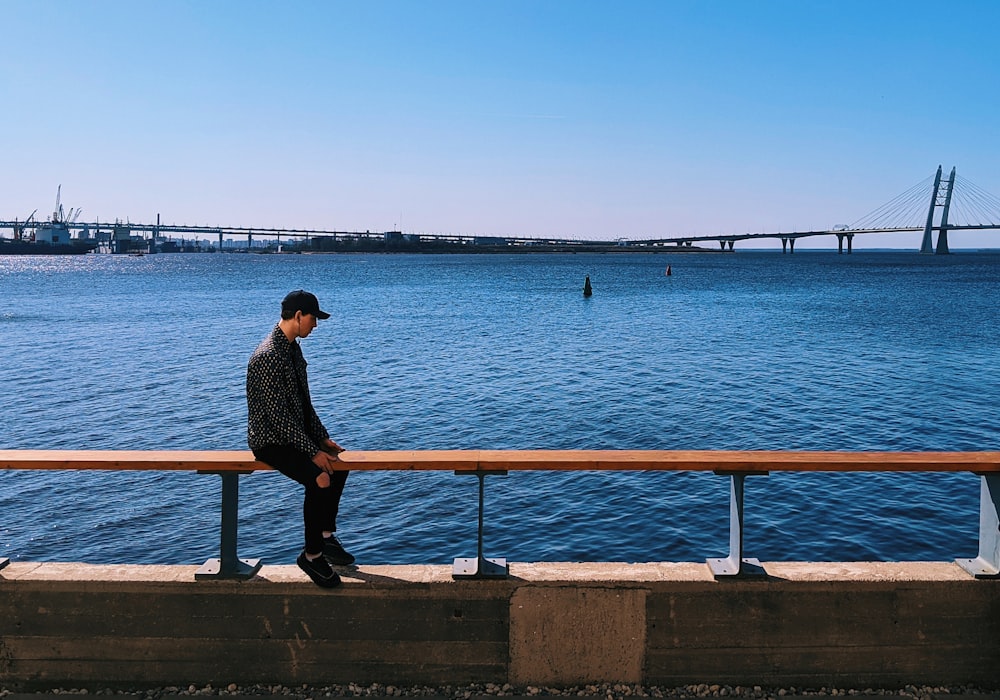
1,561,997,690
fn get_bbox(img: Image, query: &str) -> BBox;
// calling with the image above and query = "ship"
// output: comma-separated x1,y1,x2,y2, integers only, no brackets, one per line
1,186,96,255
0,239,94,255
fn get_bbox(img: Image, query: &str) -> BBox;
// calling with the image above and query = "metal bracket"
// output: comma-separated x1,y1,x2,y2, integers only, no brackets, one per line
707,471,768,578
195,471,262,580
956,473,1000,579
453,470,509,579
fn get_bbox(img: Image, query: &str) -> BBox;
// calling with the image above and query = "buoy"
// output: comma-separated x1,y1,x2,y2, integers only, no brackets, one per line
665,265,672,276
583,275,593,297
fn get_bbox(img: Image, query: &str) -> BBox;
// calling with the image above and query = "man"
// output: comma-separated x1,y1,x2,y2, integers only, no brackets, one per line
246,289,353,588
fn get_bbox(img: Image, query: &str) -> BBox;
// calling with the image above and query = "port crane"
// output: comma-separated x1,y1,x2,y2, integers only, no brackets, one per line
52,185,82,224
13,209,36,240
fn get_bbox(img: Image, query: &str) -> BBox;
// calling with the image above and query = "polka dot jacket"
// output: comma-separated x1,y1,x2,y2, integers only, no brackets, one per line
246,324,330,455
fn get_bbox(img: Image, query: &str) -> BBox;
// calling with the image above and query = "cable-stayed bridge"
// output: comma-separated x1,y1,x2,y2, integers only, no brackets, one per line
2,166,999,253
631,165,1000,253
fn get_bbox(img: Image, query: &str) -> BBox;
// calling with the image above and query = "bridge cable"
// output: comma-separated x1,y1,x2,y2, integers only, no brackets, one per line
952,175,1000,226
848,174,936,230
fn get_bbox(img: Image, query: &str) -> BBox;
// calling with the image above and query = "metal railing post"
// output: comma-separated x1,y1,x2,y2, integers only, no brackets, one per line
195,471,262,580
956,473,1000,578
707,471,768,578
453,470,508,579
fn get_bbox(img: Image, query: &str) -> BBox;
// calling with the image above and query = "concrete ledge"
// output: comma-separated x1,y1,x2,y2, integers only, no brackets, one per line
0,562,996,690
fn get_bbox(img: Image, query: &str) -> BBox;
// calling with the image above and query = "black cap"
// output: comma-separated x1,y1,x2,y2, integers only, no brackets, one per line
281,290,330,319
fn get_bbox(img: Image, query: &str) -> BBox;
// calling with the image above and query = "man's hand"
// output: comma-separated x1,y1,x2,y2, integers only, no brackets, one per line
321,438,345,455
312,449,341,474
313,439,345,486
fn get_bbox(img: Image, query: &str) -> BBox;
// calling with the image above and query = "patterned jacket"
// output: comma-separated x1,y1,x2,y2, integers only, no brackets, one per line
246,324,330,455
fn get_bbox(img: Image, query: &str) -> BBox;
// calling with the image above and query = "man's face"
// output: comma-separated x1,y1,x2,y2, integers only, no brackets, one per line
297,312,318,338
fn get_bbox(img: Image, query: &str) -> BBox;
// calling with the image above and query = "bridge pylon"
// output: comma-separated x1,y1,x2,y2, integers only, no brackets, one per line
920,165,956,254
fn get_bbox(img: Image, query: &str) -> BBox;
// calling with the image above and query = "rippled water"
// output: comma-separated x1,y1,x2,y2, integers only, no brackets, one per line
1,251,997,566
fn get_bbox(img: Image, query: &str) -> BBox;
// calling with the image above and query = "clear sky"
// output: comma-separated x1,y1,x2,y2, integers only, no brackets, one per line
2,0,999,249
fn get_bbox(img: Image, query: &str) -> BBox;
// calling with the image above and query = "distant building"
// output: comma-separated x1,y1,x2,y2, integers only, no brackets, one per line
473,236,509,246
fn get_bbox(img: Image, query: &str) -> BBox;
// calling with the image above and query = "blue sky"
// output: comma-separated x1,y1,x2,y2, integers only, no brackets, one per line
2,0,999,249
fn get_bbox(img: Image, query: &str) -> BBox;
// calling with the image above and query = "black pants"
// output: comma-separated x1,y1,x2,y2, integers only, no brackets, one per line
253,445,350,555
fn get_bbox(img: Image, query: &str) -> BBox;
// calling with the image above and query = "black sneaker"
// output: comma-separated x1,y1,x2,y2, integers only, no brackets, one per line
297,550,341,588
323,534,356,566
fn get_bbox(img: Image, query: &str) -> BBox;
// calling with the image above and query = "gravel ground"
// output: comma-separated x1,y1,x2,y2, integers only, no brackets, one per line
2,684,999,699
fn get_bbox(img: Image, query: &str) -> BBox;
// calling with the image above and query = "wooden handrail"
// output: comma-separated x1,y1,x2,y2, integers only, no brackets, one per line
2,449,999,473
0,450,264,471
1,449,997,581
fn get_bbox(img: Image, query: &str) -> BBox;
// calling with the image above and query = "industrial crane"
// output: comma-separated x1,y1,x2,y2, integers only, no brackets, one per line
51,185,82,224
13,209,37,240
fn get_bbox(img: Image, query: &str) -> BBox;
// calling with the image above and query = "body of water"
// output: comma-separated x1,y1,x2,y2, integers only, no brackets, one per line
1,250,998,567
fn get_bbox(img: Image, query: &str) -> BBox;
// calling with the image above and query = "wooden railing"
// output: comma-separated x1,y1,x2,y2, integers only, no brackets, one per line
2,449,998,580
